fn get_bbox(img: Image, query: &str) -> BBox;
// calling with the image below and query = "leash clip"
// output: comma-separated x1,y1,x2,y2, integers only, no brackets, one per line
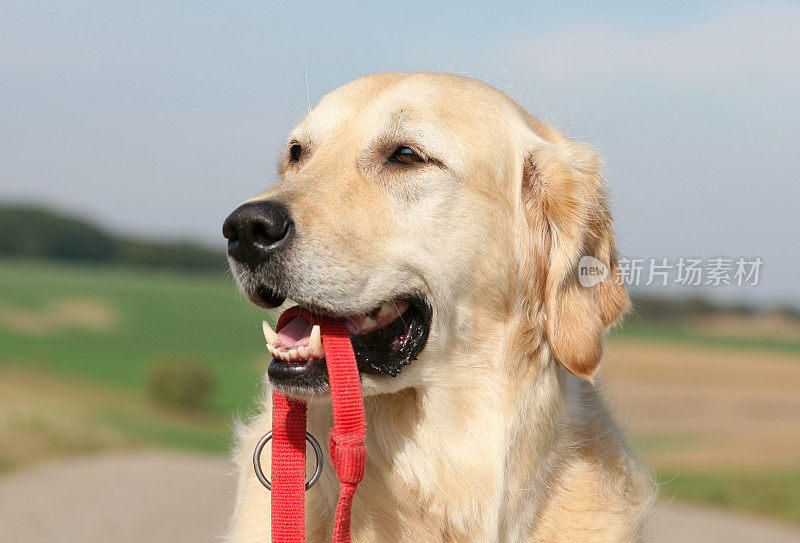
253,430,324,491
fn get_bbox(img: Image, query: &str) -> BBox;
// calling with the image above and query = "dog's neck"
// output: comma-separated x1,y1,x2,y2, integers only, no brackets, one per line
304,333,569,541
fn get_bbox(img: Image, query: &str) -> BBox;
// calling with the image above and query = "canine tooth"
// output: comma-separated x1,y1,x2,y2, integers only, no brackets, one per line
262,320,278,345
267,344,276,356
309,325,322,352
297,346,309,358
362,316,378,332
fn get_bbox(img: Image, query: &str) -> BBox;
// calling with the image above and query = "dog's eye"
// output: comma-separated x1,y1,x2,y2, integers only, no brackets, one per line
289,143,302,162
389,146,424,165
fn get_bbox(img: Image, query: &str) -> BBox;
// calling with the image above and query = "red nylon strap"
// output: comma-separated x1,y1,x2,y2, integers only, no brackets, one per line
318,316,367,543
271,310,366,543
270,391,307,543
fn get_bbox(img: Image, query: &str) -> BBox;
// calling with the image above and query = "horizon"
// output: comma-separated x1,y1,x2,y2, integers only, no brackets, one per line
2,201,794,313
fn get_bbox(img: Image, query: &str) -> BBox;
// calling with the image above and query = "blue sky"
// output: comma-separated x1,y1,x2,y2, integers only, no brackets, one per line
1,1,798,303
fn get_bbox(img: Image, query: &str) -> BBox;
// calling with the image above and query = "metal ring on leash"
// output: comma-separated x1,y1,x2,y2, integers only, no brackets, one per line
253,431,323,491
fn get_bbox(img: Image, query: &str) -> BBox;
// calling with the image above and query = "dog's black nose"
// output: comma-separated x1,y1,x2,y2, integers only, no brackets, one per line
223,201,293,265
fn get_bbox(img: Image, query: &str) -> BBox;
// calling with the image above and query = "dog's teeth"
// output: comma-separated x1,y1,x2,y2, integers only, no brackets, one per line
376,302,395,319
297,346,309,358
266,344,275,356
288,349,298,360
280,351,289,361
262,320,278,345
362,316,378,333
309,325,322,352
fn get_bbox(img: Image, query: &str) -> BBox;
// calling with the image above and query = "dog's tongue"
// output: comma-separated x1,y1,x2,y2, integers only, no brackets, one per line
277,315,314,348
277,313,368,348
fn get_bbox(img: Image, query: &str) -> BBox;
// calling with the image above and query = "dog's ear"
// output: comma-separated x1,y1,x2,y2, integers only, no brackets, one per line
521,128,629,379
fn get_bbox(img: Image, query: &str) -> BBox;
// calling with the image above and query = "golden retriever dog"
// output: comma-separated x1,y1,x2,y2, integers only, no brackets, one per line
223,72,653,542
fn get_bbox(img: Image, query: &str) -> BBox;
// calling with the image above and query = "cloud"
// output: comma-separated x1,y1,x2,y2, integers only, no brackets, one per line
469,3,800,303
499,3,800,91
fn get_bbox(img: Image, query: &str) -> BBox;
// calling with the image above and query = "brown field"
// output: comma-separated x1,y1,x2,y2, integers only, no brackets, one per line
0,366,228,473
603,337,800,470
0,297,117,336
685,313,800,342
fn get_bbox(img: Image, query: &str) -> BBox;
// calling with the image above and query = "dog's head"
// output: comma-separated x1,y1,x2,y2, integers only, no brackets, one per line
224,73,628,397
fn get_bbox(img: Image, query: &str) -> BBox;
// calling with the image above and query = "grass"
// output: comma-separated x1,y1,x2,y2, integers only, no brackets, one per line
659,469,800,526
3,259,793,417
0,259,798,525
611,320,800,354
0,259,274,415
0,365,232,474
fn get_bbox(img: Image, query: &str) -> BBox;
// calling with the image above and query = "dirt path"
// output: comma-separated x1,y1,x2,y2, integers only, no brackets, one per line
1,451,799,543
0,451,233,543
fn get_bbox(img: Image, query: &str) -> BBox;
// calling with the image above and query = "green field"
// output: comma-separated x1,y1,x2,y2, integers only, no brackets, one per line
2,259,793,415
609,320,800,354
1,259,798,525
0,259,273,415
663,469,800,526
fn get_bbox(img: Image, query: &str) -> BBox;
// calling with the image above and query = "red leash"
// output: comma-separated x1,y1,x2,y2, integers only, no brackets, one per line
268,311,367,543
270,392,308,542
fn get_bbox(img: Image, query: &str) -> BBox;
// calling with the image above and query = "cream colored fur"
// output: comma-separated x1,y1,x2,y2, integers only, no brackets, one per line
226,73,653,542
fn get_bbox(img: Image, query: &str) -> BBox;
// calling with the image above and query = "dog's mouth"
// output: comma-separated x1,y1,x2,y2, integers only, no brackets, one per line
264,296,431,392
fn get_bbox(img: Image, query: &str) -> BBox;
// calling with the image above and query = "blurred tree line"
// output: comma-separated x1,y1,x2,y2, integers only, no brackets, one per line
2,203,797,319
0,204,224,272
630,293,800,322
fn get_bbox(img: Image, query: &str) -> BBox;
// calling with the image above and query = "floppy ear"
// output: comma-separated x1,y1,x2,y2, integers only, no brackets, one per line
521,132,629,379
